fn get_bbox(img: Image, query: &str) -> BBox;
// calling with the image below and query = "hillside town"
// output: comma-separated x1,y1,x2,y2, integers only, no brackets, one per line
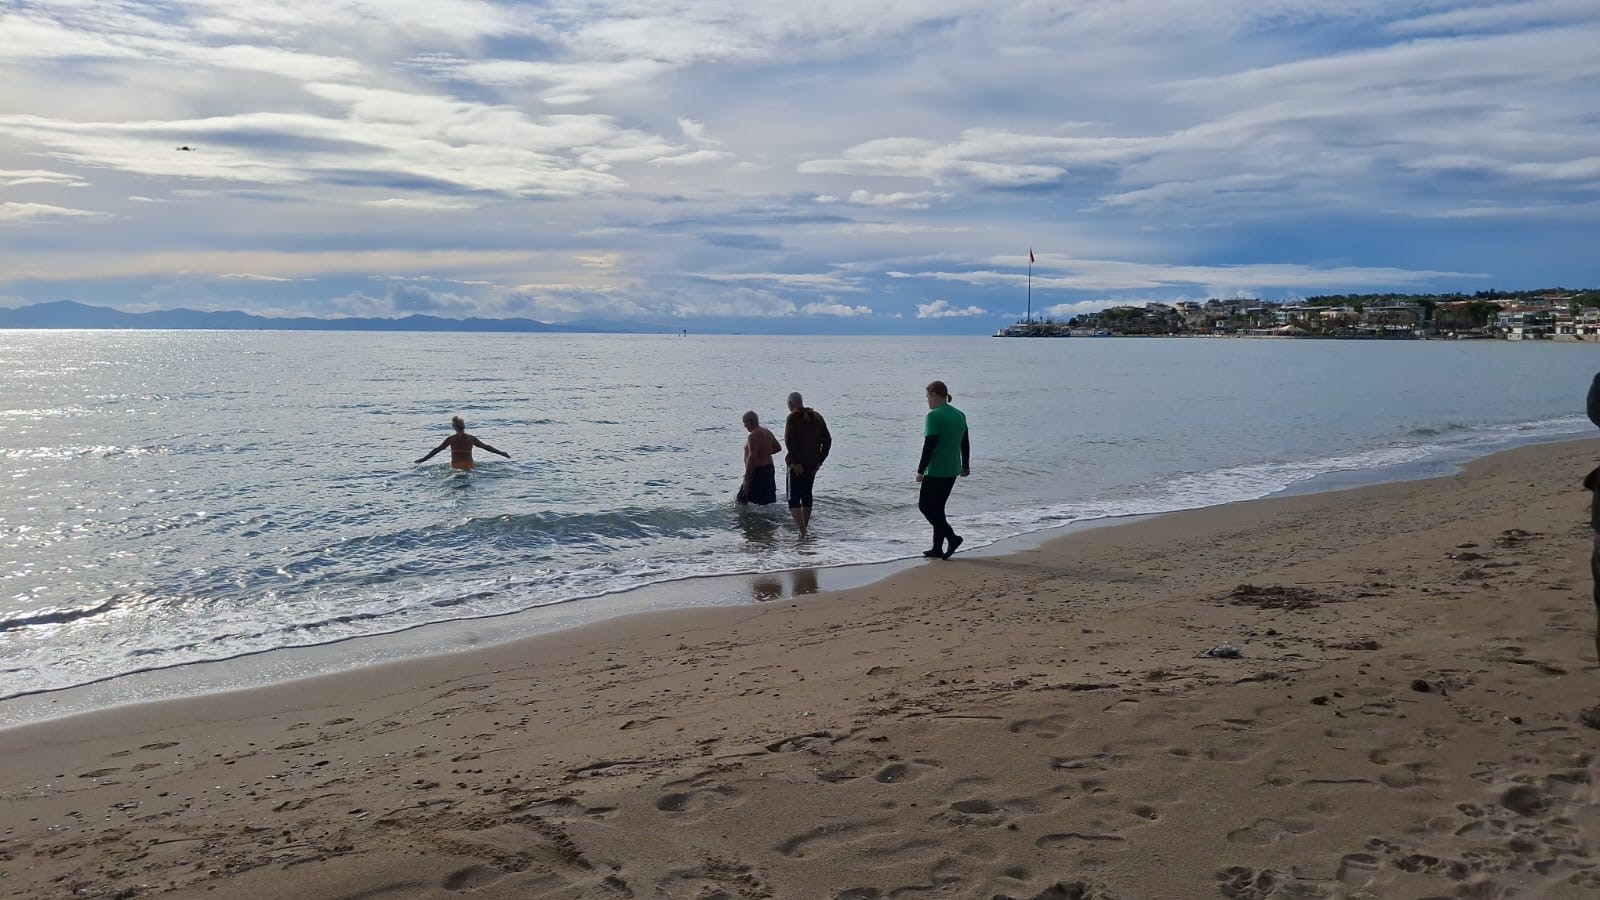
996,289,1600,339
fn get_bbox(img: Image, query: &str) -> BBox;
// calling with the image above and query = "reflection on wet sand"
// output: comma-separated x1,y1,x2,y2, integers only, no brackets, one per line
791,567,817,596
751,574,783,601
750,568,821,602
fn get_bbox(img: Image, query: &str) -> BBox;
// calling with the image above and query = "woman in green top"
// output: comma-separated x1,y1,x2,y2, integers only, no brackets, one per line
915,380,970,559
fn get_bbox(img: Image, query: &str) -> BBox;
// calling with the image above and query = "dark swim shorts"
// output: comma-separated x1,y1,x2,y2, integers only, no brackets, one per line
737,463,778,505
787,468,816,509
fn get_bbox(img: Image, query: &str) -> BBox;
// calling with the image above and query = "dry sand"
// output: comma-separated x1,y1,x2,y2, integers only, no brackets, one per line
3,440,1598,900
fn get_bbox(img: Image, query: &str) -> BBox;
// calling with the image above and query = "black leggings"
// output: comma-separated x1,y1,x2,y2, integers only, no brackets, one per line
919,476,958,548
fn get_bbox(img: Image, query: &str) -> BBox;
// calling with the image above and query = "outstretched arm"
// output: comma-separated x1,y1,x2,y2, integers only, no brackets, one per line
473,437,510,458
415,438,449,464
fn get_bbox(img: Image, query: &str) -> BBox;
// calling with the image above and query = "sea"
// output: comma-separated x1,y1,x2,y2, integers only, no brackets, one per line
2,330,1596,722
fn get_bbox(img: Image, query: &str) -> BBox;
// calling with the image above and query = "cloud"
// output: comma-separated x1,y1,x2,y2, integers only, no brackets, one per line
678,118,720,144
0,1,1594,328
0,249,539,281
669,288,798,319
0,168,86,187
694,272,864,292
361,197,478,211
1385,0,1600,36
651,149,733,167
816,190,947,209
218,273,296,282
0,201,110,222
799,130,1081,188
917,299,988,318
898,258,1483,295
802,301,872,317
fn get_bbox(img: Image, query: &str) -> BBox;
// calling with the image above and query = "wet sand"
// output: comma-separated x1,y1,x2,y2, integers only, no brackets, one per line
2,440,1598,899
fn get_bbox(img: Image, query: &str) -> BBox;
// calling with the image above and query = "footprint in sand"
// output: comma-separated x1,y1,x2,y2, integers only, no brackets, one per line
1052,753,1124,773
442,864,504,891
656,856,768,899
931,797,1011,830
653,782,744,820
1008,713,1076,738
138,741,179,751
1103,698,1142,716
1036,832,1127,851
1225,817,1315,846
1297,777,1378,792
1215,866,1332,899
775,819,896,859
873,758,941,784
1335,853,1381,888
1377,761,1440,789
522,796,618,820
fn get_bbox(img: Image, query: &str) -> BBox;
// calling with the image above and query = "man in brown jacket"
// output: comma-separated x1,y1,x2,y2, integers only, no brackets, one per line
783,391,832,539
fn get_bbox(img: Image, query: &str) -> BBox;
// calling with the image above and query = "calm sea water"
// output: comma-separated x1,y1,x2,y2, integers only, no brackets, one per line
1,330,1596,702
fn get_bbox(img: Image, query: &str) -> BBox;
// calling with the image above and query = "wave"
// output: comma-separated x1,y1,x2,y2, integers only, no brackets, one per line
0,598,123,633
3,412,1589,704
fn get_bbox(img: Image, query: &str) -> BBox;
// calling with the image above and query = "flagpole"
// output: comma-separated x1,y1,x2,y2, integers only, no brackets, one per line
1027,251,1032,324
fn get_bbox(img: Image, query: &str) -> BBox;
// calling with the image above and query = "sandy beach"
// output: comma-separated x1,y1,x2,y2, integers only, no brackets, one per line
3,439,1598,900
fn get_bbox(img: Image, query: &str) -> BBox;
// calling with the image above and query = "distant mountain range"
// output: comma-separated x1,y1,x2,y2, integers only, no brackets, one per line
0,301,641,334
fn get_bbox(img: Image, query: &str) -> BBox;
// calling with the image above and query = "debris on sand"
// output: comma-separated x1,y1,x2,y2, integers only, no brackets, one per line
1223,583,1328,610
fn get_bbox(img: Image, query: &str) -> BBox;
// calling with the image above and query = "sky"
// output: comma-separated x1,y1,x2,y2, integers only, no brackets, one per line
1,1,1597,334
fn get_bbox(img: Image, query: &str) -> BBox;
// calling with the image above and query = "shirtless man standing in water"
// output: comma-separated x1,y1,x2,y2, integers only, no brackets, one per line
737,410,782,505
415,416,510,470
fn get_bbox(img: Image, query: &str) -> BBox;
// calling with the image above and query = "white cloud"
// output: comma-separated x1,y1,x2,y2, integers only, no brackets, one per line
802,301,872,317
361,197,478,211
678,118,720,144
670,289,798,318
652,149,733,167
0,249,540,281
218,273,296,282
799,131,1082,188
917,299,988,318
903,259,1482,295
0,201,109,222
0,168,86,187
1386,0,1600,36
695,272,864,292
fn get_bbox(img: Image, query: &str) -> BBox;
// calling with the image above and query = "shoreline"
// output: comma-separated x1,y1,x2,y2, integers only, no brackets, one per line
2,438,1598,898
2,425,1591,729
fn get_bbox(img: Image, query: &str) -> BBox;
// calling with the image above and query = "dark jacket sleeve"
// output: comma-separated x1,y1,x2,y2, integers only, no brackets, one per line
1588,373,1600,429
960,429,970,470
917,435,937,474
817,415,832,465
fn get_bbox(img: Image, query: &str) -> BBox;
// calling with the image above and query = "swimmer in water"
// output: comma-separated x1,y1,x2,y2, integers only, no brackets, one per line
415,416,510,470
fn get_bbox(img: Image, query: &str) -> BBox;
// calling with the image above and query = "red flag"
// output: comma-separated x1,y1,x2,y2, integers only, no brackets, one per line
1029,248,1035,264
